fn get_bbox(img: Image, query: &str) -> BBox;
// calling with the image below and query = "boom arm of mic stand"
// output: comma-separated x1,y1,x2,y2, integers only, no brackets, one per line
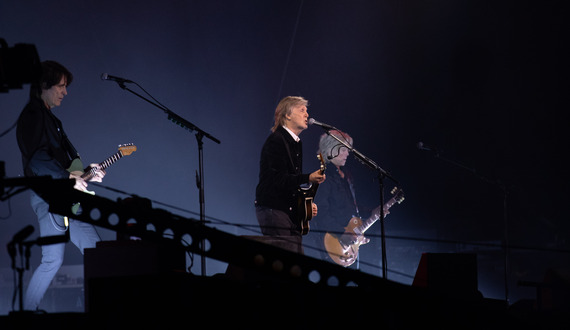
119,84,220,144
167,111,220,144
424,145,510,302
351,148,398,184
325,131,398,184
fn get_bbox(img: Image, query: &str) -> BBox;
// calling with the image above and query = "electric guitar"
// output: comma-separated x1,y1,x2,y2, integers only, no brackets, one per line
67,143,137,216
297,153,326,235
324,186,404,267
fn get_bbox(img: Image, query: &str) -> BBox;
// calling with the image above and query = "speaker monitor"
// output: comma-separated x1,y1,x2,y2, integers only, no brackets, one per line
412,253,478,294
84,239,186,312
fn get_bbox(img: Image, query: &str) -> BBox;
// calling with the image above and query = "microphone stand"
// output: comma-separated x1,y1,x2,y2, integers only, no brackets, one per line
421,146,510,305
8,235,68,313
115,82,220,276
7,241,26,312
324,129,398,279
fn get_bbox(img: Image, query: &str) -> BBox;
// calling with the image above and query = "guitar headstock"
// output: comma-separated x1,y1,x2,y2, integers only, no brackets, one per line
118,143,137,156
317,153,326,174
390,186,405,204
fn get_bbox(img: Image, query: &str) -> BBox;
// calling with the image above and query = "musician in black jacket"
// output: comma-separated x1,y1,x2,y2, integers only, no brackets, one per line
16,60,105,311
255,96,326,242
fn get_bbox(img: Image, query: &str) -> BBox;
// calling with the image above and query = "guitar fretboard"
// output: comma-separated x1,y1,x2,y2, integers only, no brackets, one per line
358,194,402,234
99,151,124,170
81,151,123,179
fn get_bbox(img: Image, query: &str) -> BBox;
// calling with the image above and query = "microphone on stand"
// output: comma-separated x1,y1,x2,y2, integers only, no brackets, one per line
101,73,133,83
7,225,35,266
416,141,440,154
9,225,35,246
308,118,337,130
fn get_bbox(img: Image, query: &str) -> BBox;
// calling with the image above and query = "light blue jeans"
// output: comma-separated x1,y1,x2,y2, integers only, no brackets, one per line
24,192,100,310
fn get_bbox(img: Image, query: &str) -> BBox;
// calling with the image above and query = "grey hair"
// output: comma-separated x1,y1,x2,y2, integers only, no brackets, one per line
318,130,353,163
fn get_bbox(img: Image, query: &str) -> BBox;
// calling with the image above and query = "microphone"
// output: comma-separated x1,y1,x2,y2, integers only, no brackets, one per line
308,118,337,130
416,141,440,153
10,225,35,245
101,73,133,83
8,225,35,258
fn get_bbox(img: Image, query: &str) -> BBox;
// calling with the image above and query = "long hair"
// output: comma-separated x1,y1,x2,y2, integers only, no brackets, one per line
29,60,73,100
318,129,353,163
271,96,308,132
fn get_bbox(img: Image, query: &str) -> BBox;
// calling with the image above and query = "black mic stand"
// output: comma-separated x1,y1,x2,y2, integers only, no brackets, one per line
420,145,510,305
323,129,398,279
7,240,26,313
7,234,69,314
114,81,220,276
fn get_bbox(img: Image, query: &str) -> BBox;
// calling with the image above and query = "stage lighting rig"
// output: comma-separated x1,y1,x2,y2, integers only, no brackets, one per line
0,38,41,93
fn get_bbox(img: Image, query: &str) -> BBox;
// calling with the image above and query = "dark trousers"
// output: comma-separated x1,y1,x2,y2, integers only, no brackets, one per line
255,206,301,237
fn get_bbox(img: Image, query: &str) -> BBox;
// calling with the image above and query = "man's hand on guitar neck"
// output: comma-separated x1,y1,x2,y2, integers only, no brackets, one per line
85,163,106,182
309,169,326,184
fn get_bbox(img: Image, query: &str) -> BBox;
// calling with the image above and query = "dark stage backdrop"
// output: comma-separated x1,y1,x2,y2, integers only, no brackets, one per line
1,0,567,312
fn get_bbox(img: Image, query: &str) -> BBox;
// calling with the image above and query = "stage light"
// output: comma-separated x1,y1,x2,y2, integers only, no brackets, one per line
0,38,41,93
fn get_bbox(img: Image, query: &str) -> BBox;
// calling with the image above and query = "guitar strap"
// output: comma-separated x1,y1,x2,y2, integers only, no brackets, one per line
61,130,80,161
346,171,360,217
46,107,80,162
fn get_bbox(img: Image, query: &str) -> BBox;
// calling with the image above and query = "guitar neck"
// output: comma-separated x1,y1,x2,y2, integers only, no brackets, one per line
80,151,124,179
358,196,399,234
99,150,125,170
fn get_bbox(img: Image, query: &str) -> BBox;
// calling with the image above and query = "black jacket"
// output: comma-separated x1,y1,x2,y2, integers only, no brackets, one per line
255,126,310,218
16,97,78,179
312,166,358,234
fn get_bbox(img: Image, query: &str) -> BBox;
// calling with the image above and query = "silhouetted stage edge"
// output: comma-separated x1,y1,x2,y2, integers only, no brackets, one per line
1,177,568,329
4,236,567,329
1,272,566,329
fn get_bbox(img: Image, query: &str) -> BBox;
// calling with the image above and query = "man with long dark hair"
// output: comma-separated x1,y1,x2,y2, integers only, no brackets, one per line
16,60,105,311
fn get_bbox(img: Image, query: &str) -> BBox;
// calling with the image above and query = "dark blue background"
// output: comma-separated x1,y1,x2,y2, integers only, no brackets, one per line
1,0,567,310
